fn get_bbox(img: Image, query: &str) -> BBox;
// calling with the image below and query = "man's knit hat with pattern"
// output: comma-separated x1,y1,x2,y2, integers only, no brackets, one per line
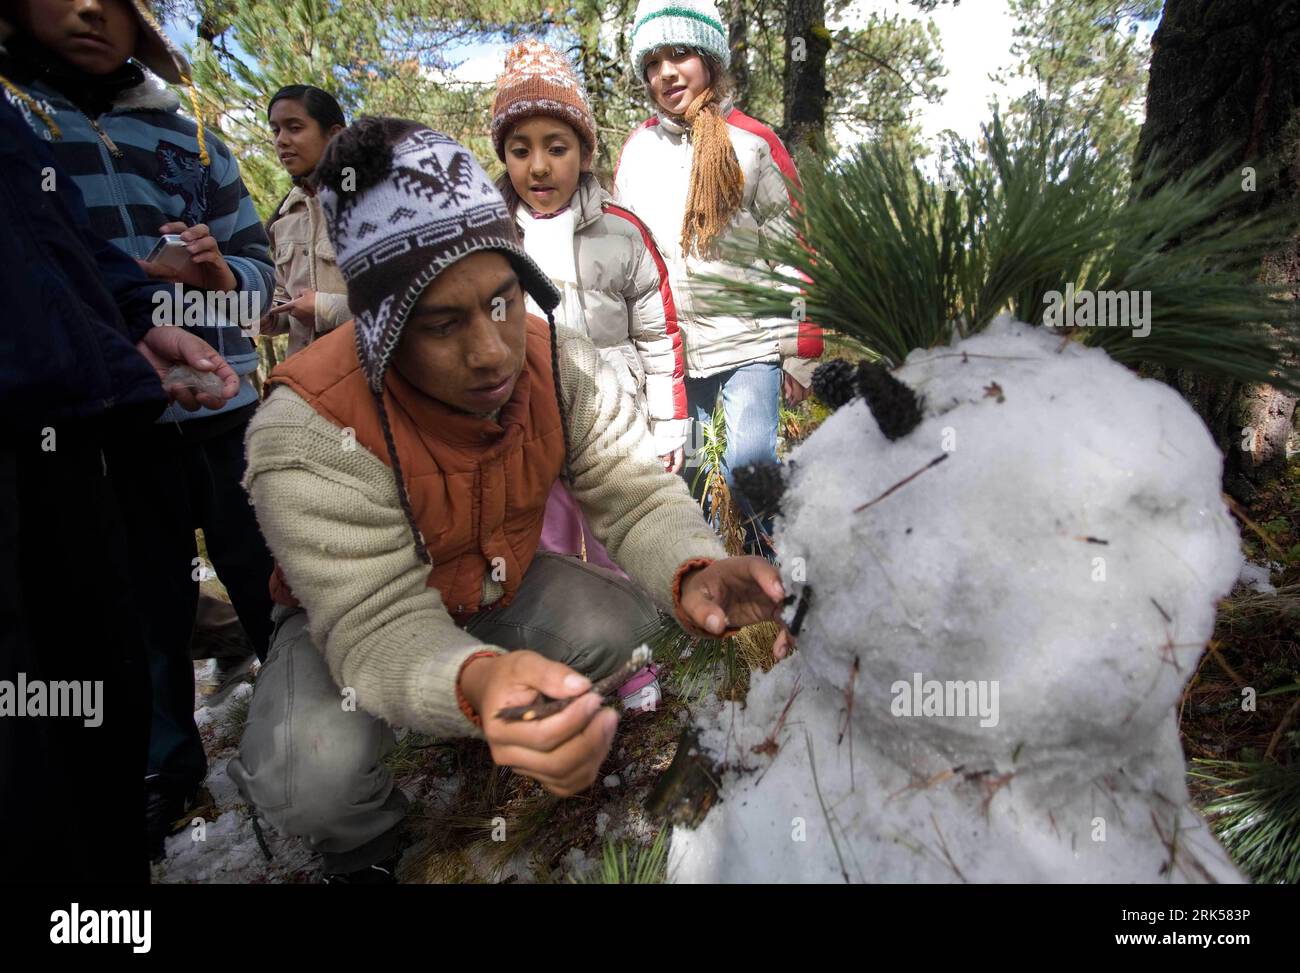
629,0,731,79
491,39,597,161
315,117,560,394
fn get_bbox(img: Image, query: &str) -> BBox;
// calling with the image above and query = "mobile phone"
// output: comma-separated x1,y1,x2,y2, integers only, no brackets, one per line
144,233,191,272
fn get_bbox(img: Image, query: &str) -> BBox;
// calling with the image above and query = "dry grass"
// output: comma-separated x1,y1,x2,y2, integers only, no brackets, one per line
701,463,748,557
649,615,782,703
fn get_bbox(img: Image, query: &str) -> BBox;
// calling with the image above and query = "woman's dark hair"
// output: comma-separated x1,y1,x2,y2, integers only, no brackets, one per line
267,84,346,132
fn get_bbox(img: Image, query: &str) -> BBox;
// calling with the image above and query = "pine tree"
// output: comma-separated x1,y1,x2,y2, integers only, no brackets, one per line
719,0,949,152
996,0,1162,162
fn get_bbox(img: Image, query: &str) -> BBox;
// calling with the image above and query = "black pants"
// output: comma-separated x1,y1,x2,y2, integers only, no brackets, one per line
112,405,274,793
0,420,153,882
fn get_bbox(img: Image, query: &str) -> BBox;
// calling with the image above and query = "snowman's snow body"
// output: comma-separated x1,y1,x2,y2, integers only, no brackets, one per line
671,318,1243,883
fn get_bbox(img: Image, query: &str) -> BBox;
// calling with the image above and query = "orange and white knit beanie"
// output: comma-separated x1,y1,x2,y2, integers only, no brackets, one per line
490,40,597,161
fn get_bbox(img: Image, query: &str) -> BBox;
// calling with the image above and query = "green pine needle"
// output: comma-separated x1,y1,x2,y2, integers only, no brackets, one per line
573,829,669,884
1189,758,1300,884
696,107,1299,391
646,612,744,702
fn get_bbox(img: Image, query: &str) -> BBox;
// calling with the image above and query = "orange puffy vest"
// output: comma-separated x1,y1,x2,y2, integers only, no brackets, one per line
266,314,566,617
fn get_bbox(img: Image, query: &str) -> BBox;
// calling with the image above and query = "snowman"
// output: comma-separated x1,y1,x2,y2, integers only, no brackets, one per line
668,317,1243,883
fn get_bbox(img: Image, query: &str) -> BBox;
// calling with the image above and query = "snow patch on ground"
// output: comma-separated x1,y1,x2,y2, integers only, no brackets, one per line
1238,560,1277,595
559,847,596,882
152,666,319,884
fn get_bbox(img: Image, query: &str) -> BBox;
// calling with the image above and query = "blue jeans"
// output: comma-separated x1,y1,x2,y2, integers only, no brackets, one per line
684,362,781,556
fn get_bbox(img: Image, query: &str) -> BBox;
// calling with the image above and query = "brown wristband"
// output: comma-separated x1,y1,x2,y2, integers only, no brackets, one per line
455,650,500,729
671,557,742,639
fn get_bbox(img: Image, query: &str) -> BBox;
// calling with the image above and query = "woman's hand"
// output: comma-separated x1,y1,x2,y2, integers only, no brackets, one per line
138,222,238,292
660,446,685,474
135,327,240,411
459,651,618,797
280,289,318,327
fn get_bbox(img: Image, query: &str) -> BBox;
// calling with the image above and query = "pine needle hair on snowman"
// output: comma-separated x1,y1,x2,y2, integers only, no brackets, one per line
313,117,570,564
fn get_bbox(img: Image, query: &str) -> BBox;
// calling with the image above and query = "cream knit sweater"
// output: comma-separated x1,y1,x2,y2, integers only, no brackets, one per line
243,326,726,739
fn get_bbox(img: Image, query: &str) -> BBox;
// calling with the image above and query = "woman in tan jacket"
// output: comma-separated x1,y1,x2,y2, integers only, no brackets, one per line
261,85,350,356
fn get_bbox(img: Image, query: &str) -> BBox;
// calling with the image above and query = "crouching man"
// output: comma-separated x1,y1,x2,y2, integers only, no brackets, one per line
228,119,791,882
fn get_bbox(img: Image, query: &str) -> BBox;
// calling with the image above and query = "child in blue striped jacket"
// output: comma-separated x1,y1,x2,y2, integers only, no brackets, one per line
1,2,272,418
0,0,276,860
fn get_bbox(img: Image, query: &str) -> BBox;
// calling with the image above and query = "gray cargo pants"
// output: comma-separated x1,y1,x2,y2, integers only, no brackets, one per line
227,553,660,873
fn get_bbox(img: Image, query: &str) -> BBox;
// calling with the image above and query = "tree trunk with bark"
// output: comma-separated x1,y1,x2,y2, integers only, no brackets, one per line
723,0,751,111
780,0,830,159
1135,0,1300,495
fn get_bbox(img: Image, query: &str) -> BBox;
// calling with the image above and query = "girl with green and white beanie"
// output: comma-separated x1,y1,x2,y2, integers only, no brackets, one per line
615,0,824,555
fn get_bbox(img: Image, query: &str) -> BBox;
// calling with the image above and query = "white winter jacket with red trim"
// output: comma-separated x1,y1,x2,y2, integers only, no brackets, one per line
613,105,823,382
517,175,689,455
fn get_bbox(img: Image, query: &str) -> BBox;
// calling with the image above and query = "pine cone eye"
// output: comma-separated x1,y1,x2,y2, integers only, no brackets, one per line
855,363,923,440
811,359,857,410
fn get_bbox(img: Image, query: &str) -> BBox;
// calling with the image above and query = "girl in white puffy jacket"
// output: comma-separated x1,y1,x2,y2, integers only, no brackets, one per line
491,39,688,593
614,0,823,554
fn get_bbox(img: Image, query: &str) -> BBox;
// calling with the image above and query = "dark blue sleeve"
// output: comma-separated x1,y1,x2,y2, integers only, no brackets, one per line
0,97,164,421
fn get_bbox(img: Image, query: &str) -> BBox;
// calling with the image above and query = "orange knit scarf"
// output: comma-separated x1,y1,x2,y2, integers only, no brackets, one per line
679,88,745,259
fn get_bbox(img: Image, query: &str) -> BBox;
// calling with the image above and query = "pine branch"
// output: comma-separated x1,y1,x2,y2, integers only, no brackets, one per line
695,104,1300,391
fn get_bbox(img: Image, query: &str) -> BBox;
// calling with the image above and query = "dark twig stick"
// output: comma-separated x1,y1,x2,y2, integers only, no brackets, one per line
249,810,274,863
839,656,859,792
752,676,803,761
930,813,967,883
806,731,852,884
1207,640,1246,687
789,586,814,636
1150,809,1182,879
1150,597,1172,623
837,656,858,746
1265,694,1300,761
495,645,651,722
853,454,949,513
